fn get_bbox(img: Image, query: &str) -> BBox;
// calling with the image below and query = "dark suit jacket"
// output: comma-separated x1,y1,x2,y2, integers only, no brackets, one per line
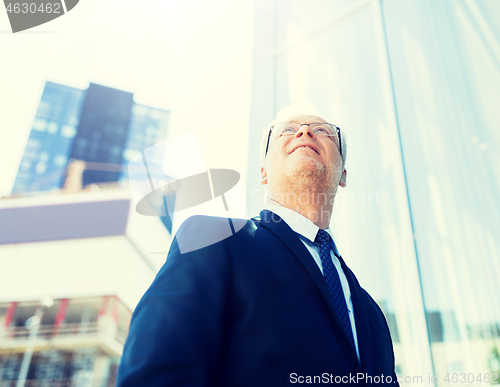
117,210,399,386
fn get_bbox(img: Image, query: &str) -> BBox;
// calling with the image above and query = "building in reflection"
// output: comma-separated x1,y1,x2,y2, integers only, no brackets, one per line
0,189,170,386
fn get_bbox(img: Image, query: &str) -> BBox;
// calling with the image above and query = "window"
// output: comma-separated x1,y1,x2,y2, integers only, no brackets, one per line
33,119,47,132
47,122,58,134
26,138,41,150
67,115,79,126
146,125,157,137
53,155,67,167
35,162,47,175
37,100,52,117
132,105,148,117
39,151,49,162
61,125,77,138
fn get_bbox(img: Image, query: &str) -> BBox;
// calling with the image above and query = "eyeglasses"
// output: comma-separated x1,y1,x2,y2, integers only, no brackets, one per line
264,122,342,157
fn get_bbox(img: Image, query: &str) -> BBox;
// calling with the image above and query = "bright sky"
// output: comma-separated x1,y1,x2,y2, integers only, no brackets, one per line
0,0,254,197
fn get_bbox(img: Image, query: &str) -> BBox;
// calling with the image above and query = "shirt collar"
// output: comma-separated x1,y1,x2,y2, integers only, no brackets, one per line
264,204,340,256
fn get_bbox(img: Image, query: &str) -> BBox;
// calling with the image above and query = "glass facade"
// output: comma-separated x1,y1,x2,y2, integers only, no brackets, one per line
11,82,170,196
120,104,172,231
11,82,85,194
381,0,500,378
120,104,170,182
69,83,134,187
249,0,500,383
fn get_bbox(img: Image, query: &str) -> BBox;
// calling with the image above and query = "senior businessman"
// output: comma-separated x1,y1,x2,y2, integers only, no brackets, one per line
117,107,399,386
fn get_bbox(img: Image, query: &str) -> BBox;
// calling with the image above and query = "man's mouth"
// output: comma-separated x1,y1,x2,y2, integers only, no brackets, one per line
290,145,319,155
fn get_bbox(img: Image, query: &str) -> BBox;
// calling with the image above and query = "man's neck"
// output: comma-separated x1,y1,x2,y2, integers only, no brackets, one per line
267,189,335,230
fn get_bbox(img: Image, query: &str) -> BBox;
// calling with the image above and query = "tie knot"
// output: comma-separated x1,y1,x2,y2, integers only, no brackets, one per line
315,229,330,245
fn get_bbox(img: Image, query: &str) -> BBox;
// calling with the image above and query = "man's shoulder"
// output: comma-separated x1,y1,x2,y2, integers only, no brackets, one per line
172,214,261,255
358,286,393,333
341,265,391,330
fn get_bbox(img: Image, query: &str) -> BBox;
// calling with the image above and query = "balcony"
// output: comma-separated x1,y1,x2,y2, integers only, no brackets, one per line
0,318,126,358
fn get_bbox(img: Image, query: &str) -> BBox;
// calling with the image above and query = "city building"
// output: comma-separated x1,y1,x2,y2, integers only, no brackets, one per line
10,81,173,232
67,83,134,188
12,82,85,194
11,81,170,196
0,295,130,387
0,189,171,386
247,0,500,383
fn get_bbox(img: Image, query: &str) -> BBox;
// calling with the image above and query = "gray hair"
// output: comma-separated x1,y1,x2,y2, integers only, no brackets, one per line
260,103,347,167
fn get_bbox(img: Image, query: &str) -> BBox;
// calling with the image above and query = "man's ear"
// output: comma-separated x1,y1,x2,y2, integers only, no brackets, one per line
260,166,268,185
339,168,347,188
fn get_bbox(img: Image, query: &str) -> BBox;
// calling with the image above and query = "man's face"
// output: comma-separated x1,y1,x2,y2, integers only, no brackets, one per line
261,115,346,194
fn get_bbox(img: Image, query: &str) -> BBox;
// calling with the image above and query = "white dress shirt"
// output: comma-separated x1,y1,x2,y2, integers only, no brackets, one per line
265,205,360,360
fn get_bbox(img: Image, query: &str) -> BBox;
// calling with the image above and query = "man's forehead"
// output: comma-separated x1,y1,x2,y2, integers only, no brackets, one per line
283,114,327,124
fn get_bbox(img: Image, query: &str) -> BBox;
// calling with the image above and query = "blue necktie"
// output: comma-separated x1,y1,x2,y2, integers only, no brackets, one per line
315,229,355,347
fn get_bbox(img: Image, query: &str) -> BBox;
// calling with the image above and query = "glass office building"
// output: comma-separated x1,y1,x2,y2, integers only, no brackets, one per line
12,82,85,194
248,0,500,383
68,83,134,188
119,103,170,182
12,82,170,195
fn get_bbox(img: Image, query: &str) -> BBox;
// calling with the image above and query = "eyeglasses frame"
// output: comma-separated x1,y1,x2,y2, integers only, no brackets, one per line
264,122,342,159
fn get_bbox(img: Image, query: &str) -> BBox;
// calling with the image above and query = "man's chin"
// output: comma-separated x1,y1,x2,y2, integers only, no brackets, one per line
287,156,325,177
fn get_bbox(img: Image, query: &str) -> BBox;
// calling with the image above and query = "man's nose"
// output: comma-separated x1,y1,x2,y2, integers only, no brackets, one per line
295,124,314,138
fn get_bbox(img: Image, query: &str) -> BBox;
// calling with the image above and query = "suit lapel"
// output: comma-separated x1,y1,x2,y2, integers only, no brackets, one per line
337,255,373,375
259,210,360,370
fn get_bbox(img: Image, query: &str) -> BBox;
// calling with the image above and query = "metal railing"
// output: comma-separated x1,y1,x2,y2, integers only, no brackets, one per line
0,379,95,387
1,322,127,346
